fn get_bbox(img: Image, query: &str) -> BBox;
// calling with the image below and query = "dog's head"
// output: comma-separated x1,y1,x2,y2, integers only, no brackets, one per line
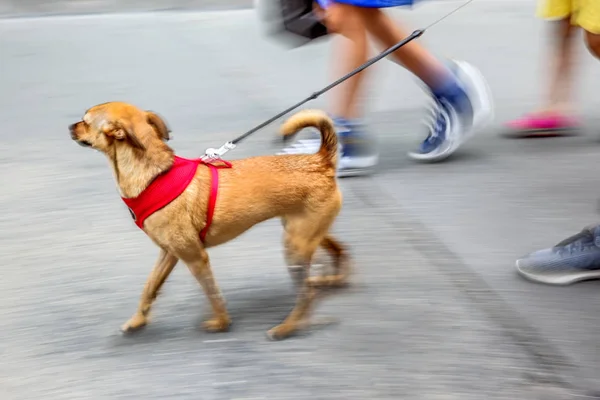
69,102,171,154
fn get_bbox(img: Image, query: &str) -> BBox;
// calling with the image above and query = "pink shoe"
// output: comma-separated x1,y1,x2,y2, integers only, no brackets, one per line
503,112,581,138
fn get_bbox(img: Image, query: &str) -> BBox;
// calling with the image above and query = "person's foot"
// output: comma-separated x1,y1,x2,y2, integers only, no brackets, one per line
515,224,600,285
336,118,379,177
277,117,379,177
408,60,493,162
503,111,581,138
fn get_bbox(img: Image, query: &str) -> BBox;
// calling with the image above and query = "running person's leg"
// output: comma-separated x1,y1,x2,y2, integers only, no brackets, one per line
322,2,381,174
356,6,493,161
277,1,380,177
278,0,493,174
505,0,581,136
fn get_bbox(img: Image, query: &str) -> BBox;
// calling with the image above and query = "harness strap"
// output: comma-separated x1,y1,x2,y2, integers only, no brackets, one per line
199,160,232,243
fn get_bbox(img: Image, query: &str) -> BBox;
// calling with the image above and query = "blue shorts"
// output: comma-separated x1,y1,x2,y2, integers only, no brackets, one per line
316,0,416,8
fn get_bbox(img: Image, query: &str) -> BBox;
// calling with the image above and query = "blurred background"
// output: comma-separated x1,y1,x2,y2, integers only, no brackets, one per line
2,0,600,399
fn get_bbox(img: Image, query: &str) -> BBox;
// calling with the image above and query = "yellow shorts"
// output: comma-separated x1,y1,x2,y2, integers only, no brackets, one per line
537,0,600,34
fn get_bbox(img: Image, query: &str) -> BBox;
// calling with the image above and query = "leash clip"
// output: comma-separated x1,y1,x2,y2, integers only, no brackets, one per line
201,141,236,162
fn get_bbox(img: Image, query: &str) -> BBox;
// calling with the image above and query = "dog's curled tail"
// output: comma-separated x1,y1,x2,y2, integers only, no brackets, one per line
280,109,338,165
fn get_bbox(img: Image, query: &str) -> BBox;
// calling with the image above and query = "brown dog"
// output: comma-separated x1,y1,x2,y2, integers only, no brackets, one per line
69,101,350,340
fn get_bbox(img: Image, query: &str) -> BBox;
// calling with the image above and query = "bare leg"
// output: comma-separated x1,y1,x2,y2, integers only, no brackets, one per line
543,18,579,114
121,249,179,332
358,7,453,88
322,2,370,120
504,17,580,135
584,30,600,60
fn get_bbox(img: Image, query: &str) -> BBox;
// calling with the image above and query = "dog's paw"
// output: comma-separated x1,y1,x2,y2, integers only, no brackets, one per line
202,317,231,333
120,314,148,334
266,329,283,341
307,274,349,289
266,324,295,341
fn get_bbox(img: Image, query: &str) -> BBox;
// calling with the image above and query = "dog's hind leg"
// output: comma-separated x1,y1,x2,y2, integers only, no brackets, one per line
268,238,314,340
307,235,351,289
121,248,179,333
268,213,336,340
179,245,231,333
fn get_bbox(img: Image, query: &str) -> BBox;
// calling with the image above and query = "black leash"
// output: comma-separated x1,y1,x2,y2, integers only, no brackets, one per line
202,0,476,161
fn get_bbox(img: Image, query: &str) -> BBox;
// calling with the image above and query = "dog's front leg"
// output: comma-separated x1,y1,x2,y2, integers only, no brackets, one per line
121,248,179,333
182,246,231,333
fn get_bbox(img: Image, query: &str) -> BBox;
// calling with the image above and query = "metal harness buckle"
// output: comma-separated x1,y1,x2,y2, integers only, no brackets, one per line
201,141,236,162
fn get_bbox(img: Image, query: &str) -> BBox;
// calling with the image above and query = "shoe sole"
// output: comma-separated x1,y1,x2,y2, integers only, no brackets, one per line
337,153,379,178
453,60,494,140
500,127,581,139
337,166,377,178
515,259,600,286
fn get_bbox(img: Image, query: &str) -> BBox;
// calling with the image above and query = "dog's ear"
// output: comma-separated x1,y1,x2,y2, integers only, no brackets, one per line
146,111,171,141
102,121,146,151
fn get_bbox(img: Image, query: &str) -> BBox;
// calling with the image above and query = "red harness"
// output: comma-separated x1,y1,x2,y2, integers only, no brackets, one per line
121,156,232,242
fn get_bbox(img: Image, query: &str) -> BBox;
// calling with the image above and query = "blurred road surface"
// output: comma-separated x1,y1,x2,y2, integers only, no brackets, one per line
0,0,253,17
2,0,600,399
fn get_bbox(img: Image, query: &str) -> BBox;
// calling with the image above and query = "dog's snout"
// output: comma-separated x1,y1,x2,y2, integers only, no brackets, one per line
69,123,79,140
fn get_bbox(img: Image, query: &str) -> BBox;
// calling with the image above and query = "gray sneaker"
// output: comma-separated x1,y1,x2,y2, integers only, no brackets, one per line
515,224,600,285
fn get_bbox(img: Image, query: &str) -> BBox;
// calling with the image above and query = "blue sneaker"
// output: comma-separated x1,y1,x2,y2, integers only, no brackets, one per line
336,118,379,177
408,60,493,162
515,224,600,285
277,117,379,177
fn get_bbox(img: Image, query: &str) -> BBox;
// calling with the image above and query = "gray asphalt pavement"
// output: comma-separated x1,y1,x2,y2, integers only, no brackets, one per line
0,0,253,17
3,1,600,398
